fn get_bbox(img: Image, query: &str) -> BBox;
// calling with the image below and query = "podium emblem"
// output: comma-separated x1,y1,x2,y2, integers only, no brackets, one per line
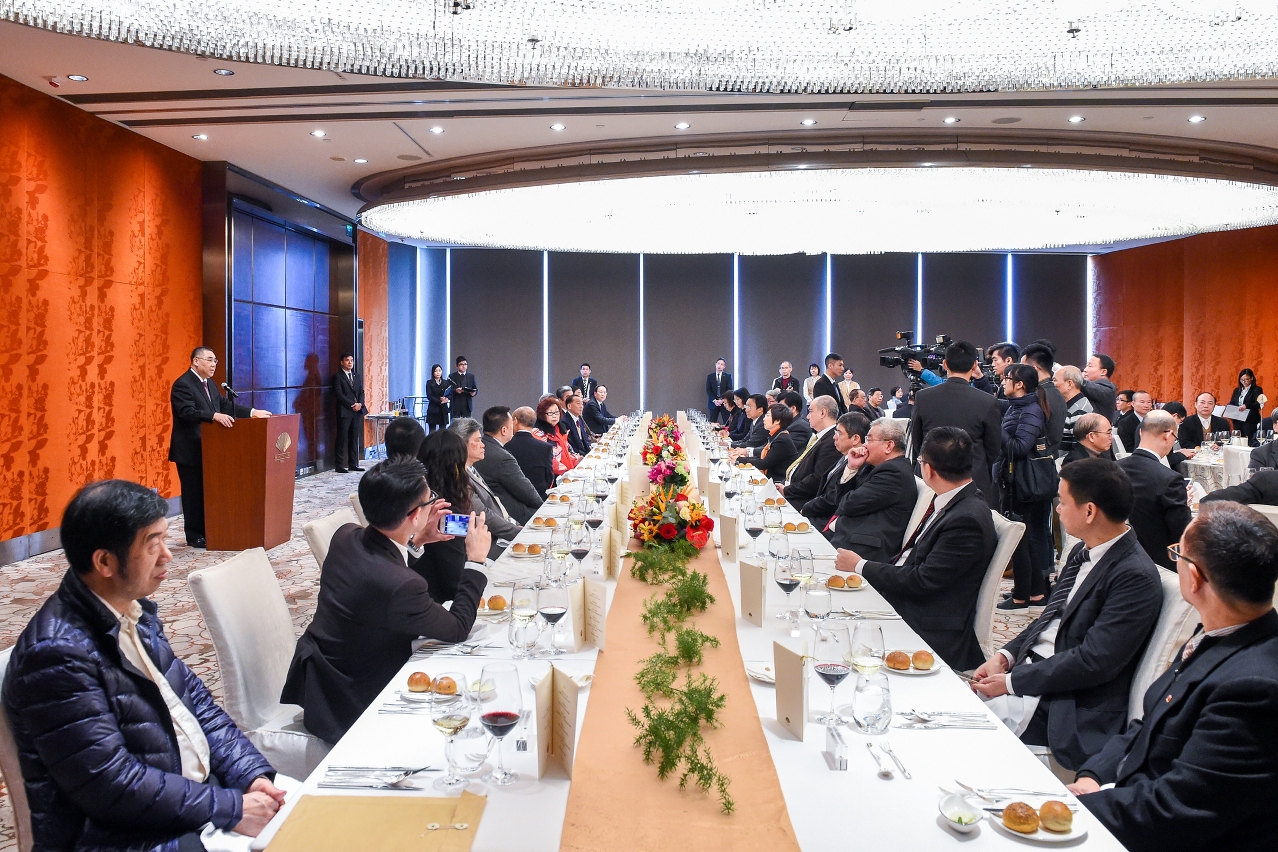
274,432,294,462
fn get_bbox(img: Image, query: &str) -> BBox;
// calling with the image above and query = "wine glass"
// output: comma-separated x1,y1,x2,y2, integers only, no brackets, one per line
769,531,792,564
537,584,569,657
594,477,610,504
802,582,832,621
812,624,852,726
851,671,892,734
743,508,764,556
851,623,885,675
549,529,571,585
773,558,800,621
763,506,783,536
792,548,814,584
479,663,522,786
723,474,740,515
430,671,474,791
567,524,591,576
740,478,755,508
509,581,540,660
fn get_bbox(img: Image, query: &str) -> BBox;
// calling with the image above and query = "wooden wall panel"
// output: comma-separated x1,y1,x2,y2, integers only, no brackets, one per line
357,230,389,444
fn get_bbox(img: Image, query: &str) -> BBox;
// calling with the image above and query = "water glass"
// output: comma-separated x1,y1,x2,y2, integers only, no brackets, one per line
851,671,892,734
802,583,832,621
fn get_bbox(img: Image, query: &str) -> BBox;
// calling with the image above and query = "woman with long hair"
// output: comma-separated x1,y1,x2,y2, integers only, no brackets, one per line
998,363,1054,610
533,397,579,476
727,389,753,442
425,364,451,431
412,428,475,599
1228,367,1265,442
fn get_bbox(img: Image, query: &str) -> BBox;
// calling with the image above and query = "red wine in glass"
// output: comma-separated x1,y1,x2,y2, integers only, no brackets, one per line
481,710,521,738
814,662,851,687
746,525,764,540
775,577,800,595
539,605,567,625
570,547,590,564
586,518,603,530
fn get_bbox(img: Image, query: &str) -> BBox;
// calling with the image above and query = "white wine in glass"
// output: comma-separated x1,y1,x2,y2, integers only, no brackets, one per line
851,623,885,675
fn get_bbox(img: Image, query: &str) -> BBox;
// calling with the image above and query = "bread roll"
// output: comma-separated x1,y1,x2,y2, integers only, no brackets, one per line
532,517,544,527
478,597,486,609
434,676,458,695
1002,802,1039,834
911,650,935,671
885,650,911,670
488,595,507,611
512,543,527,554
407,671,433,693
527,543,543,555
826,575,846,589
845,574,864,588
796,522,809,532
1038,801,1073,833
784,522,797,532
543,517,558,527
764,498,777,506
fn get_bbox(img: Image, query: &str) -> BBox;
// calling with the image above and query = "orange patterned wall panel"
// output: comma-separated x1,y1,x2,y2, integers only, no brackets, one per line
358,230,389,445
0,73,202,541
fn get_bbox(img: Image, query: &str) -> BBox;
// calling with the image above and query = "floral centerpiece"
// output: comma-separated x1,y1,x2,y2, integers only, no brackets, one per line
642,414,690,489
629,485,714,549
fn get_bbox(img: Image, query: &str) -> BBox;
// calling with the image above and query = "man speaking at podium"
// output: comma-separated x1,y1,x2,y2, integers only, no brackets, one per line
169,347,270,548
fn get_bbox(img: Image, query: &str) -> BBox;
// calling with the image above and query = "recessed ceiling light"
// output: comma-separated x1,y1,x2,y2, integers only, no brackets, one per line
1068,115,1085,123
550,123,566,131
1188,114,1206,123
354,158,368,164
67,74,88,82
922,162,935,167
674,122,691,130
429,126,445,134
943,116,960,124
213,68,234,76
800,118,818,126
310,129,326,137
192,134,209,140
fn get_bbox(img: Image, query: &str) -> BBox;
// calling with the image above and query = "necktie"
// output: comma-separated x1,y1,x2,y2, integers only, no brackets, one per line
786,432,821,480
202,380,211,402
1037,547,1091,626
891,496,937,563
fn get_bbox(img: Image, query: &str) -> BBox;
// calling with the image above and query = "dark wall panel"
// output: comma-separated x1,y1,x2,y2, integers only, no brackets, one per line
738,254,825,396
922,254,1007,353
643,254,734,416
548,252,641,412
831,253,918,395
450,249,544,414
1012,254,1088,368
387,242,418,402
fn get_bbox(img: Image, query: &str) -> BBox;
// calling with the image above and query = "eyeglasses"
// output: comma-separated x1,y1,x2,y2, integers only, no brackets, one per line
1166,543,1201,572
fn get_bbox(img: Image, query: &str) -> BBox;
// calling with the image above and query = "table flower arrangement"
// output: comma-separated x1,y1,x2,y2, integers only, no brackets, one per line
629,485,714,550
640,415,684,466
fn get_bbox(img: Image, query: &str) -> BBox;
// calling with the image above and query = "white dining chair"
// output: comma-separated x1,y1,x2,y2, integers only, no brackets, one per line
348,493,367,526
1222,445,1251,486
1128,568,1199,722
902,477,934,544
1112,433,1127,455
0,647,34,852
976,512,1026,658
303,507,359,568
1251,503,1278,529
188,549,331,779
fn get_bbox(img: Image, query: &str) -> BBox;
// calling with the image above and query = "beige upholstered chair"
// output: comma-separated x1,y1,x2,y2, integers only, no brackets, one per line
904,476,934,541
1222,445,1251,487
1128,567,1199,721
0,648,34,852
348,493,367,526
303,507,359,568
1249,503,1278,529
976,512,1027,658
188,548,330,779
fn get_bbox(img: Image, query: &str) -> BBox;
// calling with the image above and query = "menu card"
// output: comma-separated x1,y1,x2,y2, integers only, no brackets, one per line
535,666,582,778
706,478,722,516
695,463,709,493
774,641,808,741
584,578,607,651
569,580,586,652
628,463,650,499
720,512,739,562
738,557,767,627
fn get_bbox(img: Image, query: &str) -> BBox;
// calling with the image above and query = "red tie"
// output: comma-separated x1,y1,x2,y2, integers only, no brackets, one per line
203,380,212,402
892,497,936,563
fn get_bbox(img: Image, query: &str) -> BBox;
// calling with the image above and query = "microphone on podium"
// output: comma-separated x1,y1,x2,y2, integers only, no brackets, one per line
221,382,239,399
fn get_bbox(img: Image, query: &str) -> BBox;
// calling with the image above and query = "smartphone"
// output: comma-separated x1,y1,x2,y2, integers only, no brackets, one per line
439,513,470,536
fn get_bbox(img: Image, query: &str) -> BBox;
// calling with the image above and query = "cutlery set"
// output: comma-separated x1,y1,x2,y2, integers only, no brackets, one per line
318,765,440,789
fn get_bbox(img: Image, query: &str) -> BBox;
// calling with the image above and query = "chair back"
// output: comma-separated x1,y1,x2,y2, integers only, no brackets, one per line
349,493,367,527
1128,568,1199,721
902,477,934,544
188,549,297,732
0,648,34,852
1112,432,1127,455
303,508,359,568
1223,446,1251,486
977,512,1026,658
1252,503,1278,530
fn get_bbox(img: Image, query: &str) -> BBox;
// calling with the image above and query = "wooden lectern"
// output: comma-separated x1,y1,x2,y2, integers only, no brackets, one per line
201,414,300,551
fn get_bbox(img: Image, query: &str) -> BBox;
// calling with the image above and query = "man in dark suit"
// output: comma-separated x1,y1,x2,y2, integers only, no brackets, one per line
1249,437,1278,473
780,396,842,505
507,406,555,500
1178,391,1232,449
1201,469,1278,507
779,391,813,447
583,385,617,435
810,353,847,414
730,394,769,450
570,363,598,400
563,394,592,455
837,426,998,671
1068,501,1278,852
771,361,800,395
281,458,488,744
448,356,477,420
1119,411,1192,571
1061,413,1116,466
384,416,426,458
909,341,1005,509
800,411,871,529
828,418,917,564
168,346,267,548
1080,353,1119,424
474,407,543,524
973,458,1162,770
847,388,875,421
333,352,366,472
706,359,733,424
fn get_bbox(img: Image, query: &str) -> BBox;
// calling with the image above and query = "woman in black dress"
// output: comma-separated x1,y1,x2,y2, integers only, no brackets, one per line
1229,367,1265,442
425,364,452,431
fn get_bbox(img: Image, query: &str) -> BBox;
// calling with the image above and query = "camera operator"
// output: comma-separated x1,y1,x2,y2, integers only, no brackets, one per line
910,341,1005,508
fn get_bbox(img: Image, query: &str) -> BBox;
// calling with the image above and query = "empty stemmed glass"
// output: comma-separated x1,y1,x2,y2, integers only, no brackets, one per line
769,531,792,564
478,663,522,786
537,584,569,657
430,671,474,792
740,477,755,509
812,624,852,726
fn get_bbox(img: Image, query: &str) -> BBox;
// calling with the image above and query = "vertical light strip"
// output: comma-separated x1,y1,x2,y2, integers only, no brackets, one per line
824,253,832,354
1086,255,1096,359
915,253,924,340
445,248,451,364
414,249,428,397
1005,253,1015,342
732,253,740,380
542,251,549,395
638,253,647,411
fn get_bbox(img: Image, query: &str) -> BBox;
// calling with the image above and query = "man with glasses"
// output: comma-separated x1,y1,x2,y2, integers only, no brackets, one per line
168,347,270,548
827,418,917,564
1118,410,1192,570
1062,413,1116,465
281,456,491,743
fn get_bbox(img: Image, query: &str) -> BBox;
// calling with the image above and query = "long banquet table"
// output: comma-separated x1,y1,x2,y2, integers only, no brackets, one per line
253,413,1127,851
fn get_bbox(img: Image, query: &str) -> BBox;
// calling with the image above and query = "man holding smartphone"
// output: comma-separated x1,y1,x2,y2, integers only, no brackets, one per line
282,457,490,744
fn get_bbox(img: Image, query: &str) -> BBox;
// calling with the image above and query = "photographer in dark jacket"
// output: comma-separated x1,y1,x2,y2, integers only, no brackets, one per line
4,480,281,852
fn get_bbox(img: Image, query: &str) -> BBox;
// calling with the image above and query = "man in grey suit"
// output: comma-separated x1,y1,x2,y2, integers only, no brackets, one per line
473,407,543,525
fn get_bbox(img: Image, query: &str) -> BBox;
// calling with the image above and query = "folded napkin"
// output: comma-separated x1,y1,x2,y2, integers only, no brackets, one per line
199,774,301,852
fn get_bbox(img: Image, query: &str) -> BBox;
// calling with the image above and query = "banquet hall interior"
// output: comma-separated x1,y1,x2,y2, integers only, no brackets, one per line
2,3,1278,851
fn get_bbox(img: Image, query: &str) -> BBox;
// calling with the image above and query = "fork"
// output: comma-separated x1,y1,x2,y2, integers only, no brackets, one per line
897,720,998,730
955,780,1066,799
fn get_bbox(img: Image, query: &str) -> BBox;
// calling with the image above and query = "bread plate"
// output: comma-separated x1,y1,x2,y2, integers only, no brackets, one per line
884,651,944,676
745,664,776,684
986,812,1088,844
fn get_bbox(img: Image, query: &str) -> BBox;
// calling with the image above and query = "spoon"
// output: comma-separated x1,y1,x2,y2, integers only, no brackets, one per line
866,743,893,779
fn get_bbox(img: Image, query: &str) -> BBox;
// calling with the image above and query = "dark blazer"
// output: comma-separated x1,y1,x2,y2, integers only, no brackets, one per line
506,430,556,499
706,371,733,409
1061,444,1116,466
724,408,749,442
425,378,452,425
473,435,543,524
281,525,484,743
811,375,846,413
783,427,842,505
861,482,997,670
801,458,855,530
909,378,1005,508
731,416,768,450
448,371,477,417
829,456,917,564
334,369,365,421
570,376,599,399
1228,384,1264,437
168,370,252,466
1077,610,1278,852
1000,533,1163,769
1115,411,1141,454
564,412,592,455
1177,413,1232,450
1249,440,1278,473
771,375,800,394
583,399,616,434
1118,449,1192,570
1080,376,1118,424
742,429,799,482
1201,470,1278,507
786,416,814,448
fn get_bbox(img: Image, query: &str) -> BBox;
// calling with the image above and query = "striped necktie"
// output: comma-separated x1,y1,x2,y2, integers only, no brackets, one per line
786,432,821,481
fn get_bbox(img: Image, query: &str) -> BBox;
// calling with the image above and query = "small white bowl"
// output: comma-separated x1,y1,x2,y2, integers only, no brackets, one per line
939,793,981,833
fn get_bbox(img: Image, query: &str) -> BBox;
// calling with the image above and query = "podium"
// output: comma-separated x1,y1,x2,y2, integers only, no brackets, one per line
201,415,300,551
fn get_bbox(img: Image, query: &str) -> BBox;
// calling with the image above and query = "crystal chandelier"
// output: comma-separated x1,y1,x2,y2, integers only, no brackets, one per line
6,1,1278,93
358,167,1278,254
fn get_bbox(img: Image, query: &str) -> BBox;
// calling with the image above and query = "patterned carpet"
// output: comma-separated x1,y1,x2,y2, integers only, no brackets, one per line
0,470,1033,848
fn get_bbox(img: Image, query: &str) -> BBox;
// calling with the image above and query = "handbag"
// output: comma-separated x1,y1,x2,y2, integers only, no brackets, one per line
1006,433,1059,505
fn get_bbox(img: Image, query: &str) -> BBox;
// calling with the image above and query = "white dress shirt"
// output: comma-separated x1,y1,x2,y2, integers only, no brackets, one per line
846,482,964,572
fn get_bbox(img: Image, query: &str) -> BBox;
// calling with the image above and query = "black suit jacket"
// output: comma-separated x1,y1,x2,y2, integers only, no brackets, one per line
731,416,768,450
810,375,846,414
784,428,842,505
706,371,732,408
1177,414,1232,450
1201,470,1278,507
1228,384,1264,435
786,416,813,448
742,429,799,482
570,376,598,399
801,458,855,529
860,482,996,670
1061,444,1116,466
1249,440,1278,473
1080,376,1118,425
448,371,477,417
771,375,800,395
583,399,616,434
1118,449,1192,570
564,412,592,455
168,370,252,466
506,430,555,499
909,378,1005,508
281,525,484,742
333,370,365,421
1115,411,1141,455
1000,533,1163,769
473,435,543,524
1077,610,1278,852
829,456,917,565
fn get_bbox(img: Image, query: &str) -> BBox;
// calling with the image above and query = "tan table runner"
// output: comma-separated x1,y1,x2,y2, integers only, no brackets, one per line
266,791,486,852
561,538,800,852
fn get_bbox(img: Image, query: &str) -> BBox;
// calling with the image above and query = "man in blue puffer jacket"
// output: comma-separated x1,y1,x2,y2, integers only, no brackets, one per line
4,480,283,852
